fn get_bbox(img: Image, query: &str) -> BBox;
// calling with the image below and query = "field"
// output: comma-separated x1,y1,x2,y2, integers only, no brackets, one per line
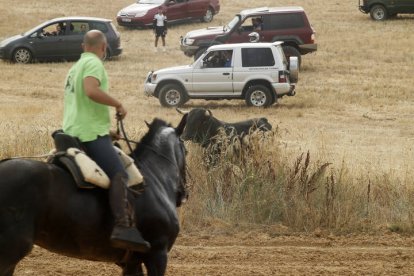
1,0,414,275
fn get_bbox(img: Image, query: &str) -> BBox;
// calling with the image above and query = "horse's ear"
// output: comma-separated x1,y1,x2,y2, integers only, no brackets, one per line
176,113,188,136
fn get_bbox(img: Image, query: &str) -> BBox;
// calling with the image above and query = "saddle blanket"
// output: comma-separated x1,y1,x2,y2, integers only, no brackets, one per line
62,147,143,189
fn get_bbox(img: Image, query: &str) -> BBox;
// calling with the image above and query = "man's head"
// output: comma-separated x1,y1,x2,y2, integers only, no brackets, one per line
82,30,107,59
158,7,163,14
80,24,87,32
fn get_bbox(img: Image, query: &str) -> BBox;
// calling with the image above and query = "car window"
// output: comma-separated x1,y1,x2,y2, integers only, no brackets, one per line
263,13,305,30
203,50,233,68
39,22,67,37
89,22,109,33
67,22,90,35
241,48,275,67
240,16,263,32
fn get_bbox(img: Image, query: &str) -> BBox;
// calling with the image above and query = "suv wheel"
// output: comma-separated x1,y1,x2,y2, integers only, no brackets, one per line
245,85,273,107
370,5,388,21
13,48,32,64
201,8,214,23
159,83,187,107
282,45,302,68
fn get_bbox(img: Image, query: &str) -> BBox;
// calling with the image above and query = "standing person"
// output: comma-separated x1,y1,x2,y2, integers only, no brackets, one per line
62,30,150,253
153,7,167,52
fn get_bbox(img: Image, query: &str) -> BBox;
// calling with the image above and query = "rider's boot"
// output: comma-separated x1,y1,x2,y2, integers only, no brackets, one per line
109,173,150,252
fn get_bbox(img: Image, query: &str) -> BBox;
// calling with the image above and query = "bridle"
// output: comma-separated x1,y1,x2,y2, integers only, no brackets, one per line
116,118,189,200
116,118,183,167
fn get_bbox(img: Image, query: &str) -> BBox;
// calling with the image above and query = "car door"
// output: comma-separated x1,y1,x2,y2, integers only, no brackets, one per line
29,21,68,58
191,49,234,95
64,20,89,58
187,0,208,18
395,0,414,12
166,0,189,22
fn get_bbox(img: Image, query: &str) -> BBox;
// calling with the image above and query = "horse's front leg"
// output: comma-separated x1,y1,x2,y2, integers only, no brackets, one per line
143,249,168,276
117,251,144,276
122,262,144,276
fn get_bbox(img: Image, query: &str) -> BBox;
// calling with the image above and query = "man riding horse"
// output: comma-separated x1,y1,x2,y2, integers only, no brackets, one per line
62,30,149,252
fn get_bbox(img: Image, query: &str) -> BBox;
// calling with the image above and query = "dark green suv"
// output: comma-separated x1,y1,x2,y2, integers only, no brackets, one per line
359,0,414,20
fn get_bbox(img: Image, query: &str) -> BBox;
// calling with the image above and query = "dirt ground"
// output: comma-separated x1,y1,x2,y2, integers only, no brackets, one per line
15,229,414,276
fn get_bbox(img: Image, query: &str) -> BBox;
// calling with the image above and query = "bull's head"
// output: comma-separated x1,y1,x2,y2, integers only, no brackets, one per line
256,118,272,131
176,108,216,146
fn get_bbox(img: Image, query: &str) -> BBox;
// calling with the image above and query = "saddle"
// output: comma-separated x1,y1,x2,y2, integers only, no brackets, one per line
50,130,143,189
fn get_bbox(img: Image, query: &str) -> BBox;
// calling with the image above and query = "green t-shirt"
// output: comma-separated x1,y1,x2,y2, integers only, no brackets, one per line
63,52,110,142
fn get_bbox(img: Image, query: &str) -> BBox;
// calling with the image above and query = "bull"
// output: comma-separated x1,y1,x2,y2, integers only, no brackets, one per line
176,108,272,147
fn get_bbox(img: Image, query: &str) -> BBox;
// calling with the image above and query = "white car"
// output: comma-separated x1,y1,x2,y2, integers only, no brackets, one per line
144,41,298,107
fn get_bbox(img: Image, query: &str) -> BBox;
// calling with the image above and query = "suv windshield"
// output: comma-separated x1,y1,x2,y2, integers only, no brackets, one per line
225,16,240,32
138,0,164,4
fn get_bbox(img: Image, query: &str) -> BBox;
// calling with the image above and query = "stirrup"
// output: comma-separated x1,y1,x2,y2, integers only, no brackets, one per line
110,226,151,253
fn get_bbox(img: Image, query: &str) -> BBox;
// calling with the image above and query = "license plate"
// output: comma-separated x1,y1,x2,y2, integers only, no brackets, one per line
122,18,131,22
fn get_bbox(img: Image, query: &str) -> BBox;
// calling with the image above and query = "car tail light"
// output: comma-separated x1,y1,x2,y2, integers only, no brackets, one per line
311,33,315,43
279,71,287,83
151,74,157,82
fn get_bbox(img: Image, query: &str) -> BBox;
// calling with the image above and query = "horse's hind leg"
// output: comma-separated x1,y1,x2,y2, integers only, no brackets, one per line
0,209,34,276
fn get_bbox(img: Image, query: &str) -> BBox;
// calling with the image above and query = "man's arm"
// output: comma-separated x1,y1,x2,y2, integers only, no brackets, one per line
83,76,127,119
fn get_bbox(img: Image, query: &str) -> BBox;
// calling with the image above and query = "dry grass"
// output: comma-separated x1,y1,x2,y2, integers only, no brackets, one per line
0,0,414,232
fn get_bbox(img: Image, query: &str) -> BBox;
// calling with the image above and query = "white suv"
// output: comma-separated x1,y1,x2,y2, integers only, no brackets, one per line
144,42,298,107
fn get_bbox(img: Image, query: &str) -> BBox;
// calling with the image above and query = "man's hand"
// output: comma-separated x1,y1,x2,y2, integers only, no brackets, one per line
116,104,127,120
109,129,121,141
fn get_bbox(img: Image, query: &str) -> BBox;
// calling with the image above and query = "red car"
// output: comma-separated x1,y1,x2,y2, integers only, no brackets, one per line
117,0,220,28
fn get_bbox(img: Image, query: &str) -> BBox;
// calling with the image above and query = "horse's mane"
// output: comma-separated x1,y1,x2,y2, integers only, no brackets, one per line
132,118,172,157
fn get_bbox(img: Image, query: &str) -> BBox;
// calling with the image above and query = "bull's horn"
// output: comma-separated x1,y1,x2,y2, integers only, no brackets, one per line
206,109,212,116
176,108,188,115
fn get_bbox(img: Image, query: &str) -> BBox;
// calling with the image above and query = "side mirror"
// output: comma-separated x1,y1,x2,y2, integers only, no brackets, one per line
167,0,175,5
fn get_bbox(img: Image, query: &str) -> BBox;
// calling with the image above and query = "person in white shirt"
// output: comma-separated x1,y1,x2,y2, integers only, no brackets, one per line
153,7,168,51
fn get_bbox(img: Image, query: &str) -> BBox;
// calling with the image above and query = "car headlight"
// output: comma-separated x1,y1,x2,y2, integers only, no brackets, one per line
185,38,195,45
151,73,157,82
135,10,148,17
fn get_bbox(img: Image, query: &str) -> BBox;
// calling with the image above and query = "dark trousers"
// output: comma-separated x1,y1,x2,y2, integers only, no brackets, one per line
82,135,127,180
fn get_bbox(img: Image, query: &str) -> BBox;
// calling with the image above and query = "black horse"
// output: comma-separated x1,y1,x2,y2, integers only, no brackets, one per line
0,115,188,276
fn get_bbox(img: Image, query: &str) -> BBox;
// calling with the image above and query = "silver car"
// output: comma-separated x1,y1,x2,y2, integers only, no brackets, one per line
144,42,298,107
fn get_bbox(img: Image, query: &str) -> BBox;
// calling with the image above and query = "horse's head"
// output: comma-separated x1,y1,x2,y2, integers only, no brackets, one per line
133,114,188,207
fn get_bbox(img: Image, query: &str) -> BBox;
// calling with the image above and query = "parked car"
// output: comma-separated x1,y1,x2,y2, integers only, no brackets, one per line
0,17,122,64
180,6,316,66
359,0,414,20
117,0,220,28
144,41,298,107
